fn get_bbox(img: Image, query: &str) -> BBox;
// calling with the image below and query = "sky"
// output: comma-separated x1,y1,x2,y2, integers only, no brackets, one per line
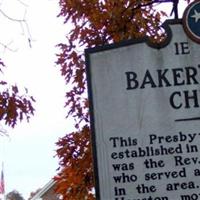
0,0,72,198
0,0,189,199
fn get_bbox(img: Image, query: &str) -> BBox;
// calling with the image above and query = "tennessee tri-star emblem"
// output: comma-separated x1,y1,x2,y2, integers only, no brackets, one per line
183,0,200,44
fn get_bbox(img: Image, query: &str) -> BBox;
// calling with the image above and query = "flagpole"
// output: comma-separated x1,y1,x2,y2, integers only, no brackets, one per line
0,126,9,200
2,162,5,200
0,162,5,200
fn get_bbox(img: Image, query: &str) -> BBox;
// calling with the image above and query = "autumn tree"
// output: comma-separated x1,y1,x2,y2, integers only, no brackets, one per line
0,77,34,128
55,0,190,199
0,0,34,130
6,190,24,200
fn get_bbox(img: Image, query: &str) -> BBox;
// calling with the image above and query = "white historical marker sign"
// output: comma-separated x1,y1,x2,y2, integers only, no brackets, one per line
86,1,200,200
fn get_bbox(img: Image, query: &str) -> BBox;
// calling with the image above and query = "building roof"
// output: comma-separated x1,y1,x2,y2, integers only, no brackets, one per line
30,179,56,200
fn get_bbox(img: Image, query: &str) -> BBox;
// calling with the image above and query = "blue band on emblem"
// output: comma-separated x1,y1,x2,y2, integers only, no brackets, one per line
183,0,200,43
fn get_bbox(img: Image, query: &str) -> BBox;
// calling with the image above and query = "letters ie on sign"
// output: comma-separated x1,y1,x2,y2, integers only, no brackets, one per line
86,2,200,200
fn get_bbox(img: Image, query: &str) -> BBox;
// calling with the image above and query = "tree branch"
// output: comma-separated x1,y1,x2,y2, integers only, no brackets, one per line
0,0,33,50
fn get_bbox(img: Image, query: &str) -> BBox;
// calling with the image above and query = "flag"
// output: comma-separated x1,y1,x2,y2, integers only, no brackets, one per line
0,169,4,194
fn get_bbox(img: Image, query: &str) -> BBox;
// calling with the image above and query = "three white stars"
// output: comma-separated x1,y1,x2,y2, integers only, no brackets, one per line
191,9,200,23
